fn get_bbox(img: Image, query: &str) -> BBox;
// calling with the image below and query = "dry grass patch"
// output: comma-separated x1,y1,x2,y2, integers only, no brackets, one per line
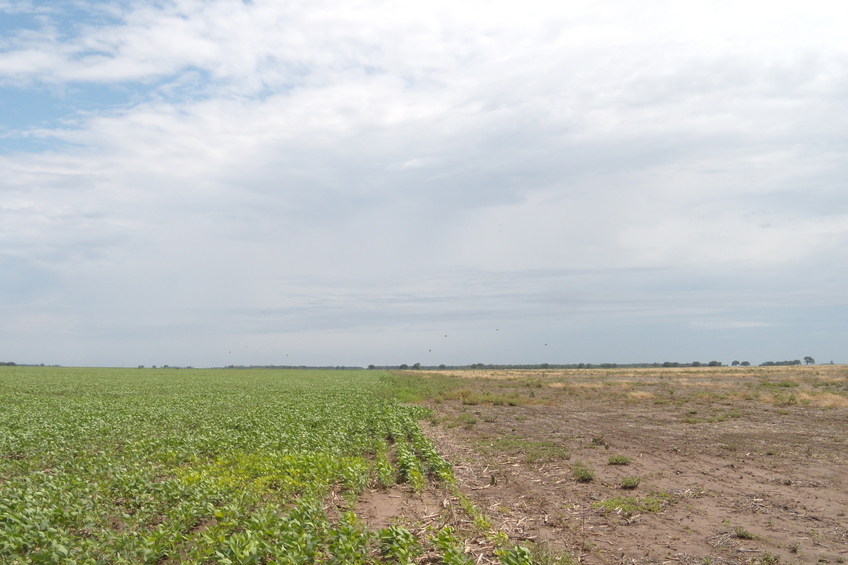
805,392,848,408
572,383,606,390
758,392,776,404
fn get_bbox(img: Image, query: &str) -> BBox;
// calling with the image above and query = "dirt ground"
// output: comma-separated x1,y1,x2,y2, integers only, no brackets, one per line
365,365,848,564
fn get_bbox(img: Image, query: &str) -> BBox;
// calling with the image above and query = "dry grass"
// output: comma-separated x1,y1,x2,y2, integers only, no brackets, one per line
804,392,848,408
420,365,848,411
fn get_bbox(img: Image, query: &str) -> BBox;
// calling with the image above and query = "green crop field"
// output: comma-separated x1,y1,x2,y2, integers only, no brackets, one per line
0,367,526,564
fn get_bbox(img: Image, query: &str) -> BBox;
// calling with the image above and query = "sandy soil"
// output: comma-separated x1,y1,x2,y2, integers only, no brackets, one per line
392,366,848,564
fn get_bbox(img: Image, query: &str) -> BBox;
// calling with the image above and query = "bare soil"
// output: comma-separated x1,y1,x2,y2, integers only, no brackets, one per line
404,365,848,564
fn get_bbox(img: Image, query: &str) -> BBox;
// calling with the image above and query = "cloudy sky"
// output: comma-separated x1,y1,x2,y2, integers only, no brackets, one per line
1,0,846,368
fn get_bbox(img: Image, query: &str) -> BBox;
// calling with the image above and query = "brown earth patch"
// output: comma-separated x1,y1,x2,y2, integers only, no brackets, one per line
412,365,848,564
354,485,445,530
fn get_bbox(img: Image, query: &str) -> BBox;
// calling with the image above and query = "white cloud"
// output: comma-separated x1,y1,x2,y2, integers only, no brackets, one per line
0,0,847,365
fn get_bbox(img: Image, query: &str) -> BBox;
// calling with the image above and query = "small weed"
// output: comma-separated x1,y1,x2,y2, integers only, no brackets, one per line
571,461,595,482
527,541,577,565
683,417,703,424
458,412,477,427
761,552,780,565
525,443,571,464
480,437,570,463
608,454,631,466
588,436,607,448
734,525,755,540
719,443,738,452
788,542,800,554
593,492,668,517
620,476,640,489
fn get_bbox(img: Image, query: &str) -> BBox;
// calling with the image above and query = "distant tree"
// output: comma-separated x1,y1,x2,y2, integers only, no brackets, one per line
731,360,740,366
708,361,722,367
438,364,447,369
412,363,421,370
691,361,702,367
399,364,409,370
760,360,802,367
540,363,550,369
367,364,375,370
804,356,815,365
740,361,750,366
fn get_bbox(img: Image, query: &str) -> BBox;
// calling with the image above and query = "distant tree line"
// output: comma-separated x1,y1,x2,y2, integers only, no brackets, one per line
371,358,821,370
663,361,729,367
370,361,746,370
370,362,631,370
220,365,363,370
0,361,16,366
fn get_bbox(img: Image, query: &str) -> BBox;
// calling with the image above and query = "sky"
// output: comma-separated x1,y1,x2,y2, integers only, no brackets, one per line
0,0,846,368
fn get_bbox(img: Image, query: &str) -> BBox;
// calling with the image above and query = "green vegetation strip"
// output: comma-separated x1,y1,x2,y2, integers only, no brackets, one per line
0,367,484,564
592,492,671,517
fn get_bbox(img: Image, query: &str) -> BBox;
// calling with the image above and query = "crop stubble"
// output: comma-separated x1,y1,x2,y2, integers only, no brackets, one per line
414,365,848,565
